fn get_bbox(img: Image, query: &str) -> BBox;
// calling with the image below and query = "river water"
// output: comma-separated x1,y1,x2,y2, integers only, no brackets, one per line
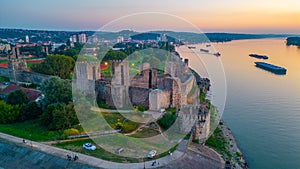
178,38,300,169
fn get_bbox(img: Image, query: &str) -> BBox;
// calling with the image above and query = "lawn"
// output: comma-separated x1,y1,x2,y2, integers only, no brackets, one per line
0,119,63,141
53,138,142,163
101,112,141,133
0,60,7,64
54,137,178,163
130,123,160,138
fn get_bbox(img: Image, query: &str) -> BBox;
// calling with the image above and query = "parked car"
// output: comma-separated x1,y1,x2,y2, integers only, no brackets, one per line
148,150,157,158
83,143,96,151
2,82,10,85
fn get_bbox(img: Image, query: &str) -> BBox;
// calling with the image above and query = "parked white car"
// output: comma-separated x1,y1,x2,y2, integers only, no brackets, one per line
148,150,157,158
83,143,96,151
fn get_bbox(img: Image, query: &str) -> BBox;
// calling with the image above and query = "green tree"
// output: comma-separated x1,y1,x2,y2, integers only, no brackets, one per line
40,102,79,130
0,100,20,124
6,90,29,105
40,77,72,106
19,101,42,121
103,50,128,61
31,54,75,79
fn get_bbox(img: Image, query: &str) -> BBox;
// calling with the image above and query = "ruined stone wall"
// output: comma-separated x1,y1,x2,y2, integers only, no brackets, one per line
180,75,196,105
130,68,159,89
129,87,150,108
149,89,171,111
0,66,50,84
15,71,50,84
130,74,149,89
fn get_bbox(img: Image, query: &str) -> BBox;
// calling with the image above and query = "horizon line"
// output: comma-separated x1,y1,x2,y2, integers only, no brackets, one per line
0,27,300,35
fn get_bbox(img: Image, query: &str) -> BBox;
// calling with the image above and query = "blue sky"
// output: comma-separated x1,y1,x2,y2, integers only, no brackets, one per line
1,0,299,33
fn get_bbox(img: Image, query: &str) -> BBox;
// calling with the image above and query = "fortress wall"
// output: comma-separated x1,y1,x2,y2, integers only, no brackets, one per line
0,67,10,78
129,87,149,108
15,71,50,84
149,89,171,111
95,83,106,100
0,66,50,85
180,75,196,105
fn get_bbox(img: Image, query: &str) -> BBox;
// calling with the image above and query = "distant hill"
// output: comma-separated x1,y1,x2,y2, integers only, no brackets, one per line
151,31,292,43
0,28,296,44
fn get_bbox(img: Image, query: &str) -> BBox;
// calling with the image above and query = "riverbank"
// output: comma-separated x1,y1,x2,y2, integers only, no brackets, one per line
206,121,248,169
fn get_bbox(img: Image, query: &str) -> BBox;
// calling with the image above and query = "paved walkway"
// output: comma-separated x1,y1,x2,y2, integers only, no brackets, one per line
0,132,186,169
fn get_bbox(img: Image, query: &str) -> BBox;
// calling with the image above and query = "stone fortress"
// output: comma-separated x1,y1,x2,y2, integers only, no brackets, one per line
74,52,212,141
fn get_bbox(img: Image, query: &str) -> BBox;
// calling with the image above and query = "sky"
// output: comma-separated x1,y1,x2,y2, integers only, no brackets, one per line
1,0,300,33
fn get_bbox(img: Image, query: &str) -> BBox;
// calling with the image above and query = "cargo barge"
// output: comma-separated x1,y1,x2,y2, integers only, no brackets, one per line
255,62,287,74
188,46,196,49
200,49,209,53
249,54,268,60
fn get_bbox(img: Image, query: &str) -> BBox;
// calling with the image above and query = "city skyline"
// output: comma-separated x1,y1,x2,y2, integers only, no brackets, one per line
1,0,300,34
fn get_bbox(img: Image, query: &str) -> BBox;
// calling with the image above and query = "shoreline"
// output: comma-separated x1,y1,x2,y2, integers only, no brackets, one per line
218,120,249,169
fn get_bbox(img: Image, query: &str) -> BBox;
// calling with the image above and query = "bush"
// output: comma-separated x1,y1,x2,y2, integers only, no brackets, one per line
6,90,29,105
0,101,20,124
136,105,146,112
157,110,177,130
62,128,79,138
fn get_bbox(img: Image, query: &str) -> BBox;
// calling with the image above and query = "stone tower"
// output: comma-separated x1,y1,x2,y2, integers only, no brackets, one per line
109,60,130,108
7,59,27,83
110,60,130,86
74,61,101,95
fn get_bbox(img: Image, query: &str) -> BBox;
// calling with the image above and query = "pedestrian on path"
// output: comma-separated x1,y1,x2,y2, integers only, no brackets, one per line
67,154,72,161
74,154,79,161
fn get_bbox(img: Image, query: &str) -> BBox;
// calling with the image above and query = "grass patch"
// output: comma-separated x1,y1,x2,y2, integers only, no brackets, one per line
199,90,206,102
26,62,41,68
97,98,117,109
0,76,9,83
101,66,111,78
156,144,178,159
101,112,140,133
205,127,232,160
53,138,141,163
130,123,160,138
0,119,62,141
157,108,177,130
0,60,7,64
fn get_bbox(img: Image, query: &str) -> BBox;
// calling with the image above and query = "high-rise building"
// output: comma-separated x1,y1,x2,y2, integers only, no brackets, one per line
25,35,29,43
72,35,77,43
78,33,87,44
117,36,124,43
161,34,167,42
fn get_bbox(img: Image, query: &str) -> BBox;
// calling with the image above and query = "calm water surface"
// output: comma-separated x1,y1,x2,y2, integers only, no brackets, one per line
217,39,300,169
179,38,300,169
